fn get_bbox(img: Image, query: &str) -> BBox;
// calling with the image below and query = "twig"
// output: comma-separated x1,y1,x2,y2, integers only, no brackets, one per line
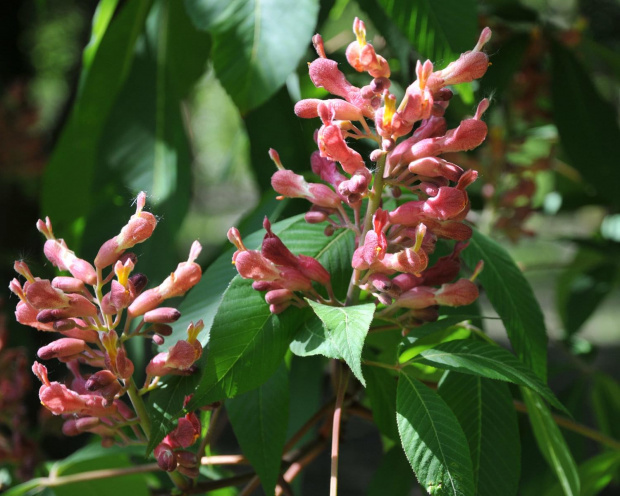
198,404,222,457
514,400,620,451
330,364,350,496
200,454,248,466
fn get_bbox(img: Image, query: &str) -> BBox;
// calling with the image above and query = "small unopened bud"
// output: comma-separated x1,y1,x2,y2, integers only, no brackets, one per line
154,443,177,472
128,273,148,295
176,450,198,468
152,335,165,345
265,289,294,305
305,211,329,224
144,307,181,324
149,323,173,336
62,417,101,436
177,465,199,478
324,225,335,236
86,370,117,391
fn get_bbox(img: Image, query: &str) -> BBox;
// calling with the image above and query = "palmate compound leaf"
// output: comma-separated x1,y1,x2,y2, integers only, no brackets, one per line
397,370,475,496
409,340,568,415
148,214,355,451
462,229,548,380
438,373,520,496
302,300,376,386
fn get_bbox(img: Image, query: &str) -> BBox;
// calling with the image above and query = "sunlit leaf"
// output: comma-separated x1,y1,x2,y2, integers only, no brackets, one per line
462,229,548,380
411,340,566,414
306,300,375,385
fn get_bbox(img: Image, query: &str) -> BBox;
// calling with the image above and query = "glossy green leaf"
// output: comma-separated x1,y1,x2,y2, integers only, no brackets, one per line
462,229,548,380
368,446,414,496
227,363,289,495
397,370,474,496
399,322,471,362
411,340,566,414
191,0,319,113
81,0,210,281
363,364,398,440
306,300,375,385
375,0,478,66
545,450,620,496
522,388,580,496
41,0,153,245
550,39,620,208
439,373,520,496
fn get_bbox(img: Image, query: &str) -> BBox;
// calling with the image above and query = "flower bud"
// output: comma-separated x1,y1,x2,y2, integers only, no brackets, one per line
38,338,87,360
149,323,173,336
154,443,177,472
85,370,117,391
94,192,158,268
265,289,294,305
62,417,101,436
176,450,198,468
394,286,437,309
144,307,181,324
52,277,87,295
128,273,148,295
434,279,479,307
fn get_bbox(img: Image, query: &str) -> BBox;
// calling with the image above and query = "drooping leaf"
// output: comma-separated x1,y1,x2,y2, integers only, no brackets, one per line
462,229,548,380
41,0,153,247
227,363,289,496
363,363,398,441
306,300,375,385
411,340,566,414
188,0,320,113
438,373,520,496
375,0,478,67
368,446,415,496
544,450,620,496
522,388,580,496
550,39,620,208
397,370,474,496
82,0,210,281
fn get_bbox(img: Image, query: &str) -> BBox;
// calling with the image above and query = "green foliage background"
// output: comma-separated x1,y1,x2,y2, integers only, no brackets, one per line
1,0,620,494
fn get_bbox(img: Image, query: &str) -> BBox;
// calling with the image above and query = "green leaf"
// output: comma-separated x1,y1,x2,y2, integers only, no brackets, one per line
545,451,620,496
363,364,399,440
82,0,210,281
375,0,478,66
399,321,471,363
462,229,548,380
306,300,375,385
193,0,319,113
41,0,153,245
397,370,474,496
522,388,580,496
411,340,566,414
550,39,620,208
438,374,520,496
227,363,289,496
52,444,150,496
289,314,339,358
368,446,414,496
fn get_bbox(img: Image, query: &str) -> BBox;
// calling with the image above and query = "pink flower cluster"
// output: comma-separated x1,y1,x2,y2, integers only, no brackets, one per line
230,19,490,325
9,193,204,471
